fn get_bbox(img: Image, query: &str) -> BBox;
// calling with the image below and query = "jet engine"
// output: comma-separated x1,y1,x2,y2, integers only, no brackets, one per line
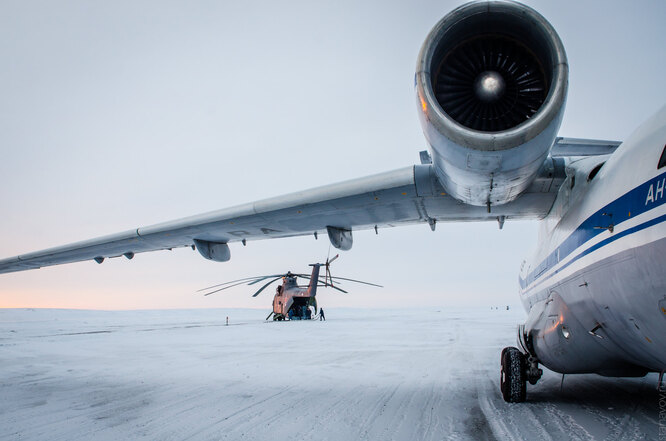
415,0,568,207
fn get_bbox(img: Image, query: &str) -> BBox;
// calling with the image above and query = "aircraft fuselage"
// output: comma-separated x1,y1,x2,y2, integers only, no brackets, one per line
520,107,666,376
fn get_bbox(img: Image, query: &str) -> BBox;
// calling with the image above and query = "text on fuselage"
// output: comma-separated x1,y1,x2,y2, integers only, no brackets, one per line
645,177,666,205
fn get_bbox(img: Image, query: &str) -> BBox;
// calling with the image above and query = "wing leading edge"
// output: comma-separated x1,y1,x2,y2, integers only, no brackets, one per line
0,161,567,275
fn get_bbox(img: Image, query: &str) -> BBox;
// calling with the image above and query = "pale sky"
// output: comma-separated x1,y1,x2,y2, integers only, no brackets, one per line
1,0,665,310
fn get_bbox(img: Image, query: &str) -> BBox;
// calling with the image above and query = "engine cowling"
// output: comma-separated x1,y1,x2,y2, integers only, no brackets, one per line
415,0,568,207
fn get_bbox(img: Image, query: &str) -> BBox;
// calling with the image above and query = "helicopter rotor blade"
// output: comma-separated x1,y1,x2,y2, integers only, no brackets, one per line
316,283,348,294
252,277,282,297
202,279,256,296
197,255,379,299
247,272,312,285
247,275,285,285
325,276,383,287
281,274,312,281
313,276,339,286
197,275,272,292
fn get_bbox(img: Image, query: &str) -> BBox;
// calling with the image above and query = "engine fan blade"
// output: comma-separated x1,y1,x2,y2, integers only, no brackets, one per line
434,35,547,132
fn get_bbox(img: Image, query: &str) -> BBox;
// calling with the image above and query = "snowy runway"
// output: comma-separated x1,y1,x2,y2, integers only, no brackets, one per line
0,308,659,440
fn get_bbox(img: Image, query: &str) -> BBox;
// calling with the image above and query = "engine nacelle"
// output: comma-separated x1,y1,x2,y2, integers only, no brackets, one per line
415,0,568,207
194,239,231,262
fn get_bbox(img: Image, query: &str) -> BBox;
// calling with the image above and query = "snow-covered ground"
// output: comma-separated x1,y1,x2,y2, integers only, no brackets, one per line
0,308,660,440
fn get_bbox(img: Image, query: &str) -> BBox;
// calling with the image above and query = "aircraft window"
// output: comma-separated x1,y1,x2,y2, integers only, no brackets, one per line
659,144,666,169
587,163,604,181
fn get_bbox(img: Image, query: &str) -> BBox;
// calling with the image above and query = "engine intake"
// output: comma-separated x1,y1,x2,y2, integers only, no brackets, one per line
416,0,568,206
435,34,549,132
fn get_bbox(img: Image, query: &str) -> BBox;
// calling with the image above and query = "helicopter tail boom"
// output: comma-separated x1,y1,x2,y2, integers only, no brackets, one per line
306,264,322,297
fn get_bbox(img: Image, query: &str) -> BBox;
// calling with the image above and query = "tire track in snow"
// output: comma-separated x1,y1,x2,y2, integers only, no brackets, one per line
356,383,401,440
2,308,661,440
476,376,552,441
540,402,595,441
180,387,294,440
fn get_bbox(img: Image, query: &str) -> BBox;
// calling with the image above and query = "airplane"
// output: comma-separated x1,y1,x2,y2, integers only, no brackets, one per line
198,255,382,321
1,0,665,402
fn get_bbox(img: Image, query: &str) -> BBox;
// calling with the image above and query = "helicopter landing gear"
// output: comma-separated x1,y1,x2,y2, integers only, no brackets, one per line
500,347,526,402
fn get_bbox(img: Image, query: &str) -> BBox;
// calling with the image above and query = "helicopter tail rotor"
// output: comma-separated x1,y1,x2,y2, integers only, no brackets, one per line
325,254,339,287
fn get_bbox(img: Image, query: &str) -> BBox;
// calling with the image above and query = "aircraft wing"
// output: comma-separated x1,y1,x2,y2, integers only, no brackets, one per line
0,162,567,275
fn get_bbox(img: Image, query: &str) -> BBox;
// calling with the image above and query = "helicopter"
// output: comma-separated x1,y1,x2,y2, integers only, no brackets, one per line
198,255,381,321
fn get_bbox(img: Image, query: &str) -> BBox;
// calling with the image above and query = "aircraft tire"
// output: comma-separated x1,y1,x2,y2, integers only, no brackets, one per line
501,346,526,403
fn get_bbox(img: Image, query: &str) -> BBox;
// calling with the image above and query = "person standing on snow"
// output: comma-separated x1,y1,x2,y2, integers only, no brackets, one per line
320,308,325,321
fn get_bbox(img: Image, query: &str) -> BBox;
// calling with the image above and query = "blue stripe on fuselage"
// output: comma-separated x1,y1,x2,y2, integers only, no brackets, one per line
520,170,666,291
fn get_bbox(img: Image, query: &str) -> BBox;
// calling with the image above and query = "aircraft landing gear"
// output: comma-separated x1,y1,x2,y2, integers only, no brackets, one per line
501,347,526,402
500,347,543,402
525,354,543,386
